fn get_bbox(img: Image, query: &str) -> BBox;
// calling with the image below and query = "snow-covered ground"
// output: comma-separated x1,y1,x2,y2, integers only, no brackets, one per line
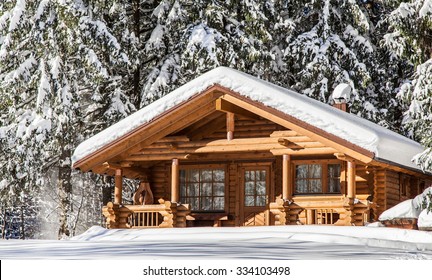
1,225,432,260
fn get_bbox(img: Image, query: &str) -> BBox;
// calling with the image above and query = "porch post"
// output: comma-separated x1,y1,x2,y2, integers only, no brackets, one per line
114,168,123,205
347,161,356,199
171,158,180,202
282,154,292,201
227,112,235,140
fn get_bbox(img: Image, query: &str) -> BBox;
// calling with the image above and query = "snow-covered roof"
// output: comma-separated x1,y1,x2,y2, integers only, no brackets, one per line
72,67,426,172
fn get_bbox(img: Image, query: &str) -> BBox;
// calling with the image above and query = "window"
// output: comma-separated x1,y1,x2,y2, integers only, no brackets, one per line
327,164,341,193
294,161,341,194
180,168,225,212
244,170,267,207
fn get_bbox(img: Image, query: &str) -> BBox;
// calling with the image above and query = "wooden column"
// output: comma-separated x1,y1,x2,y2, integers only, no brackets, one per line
347,161,356,199
227,112,235,141
114,169,123,205
171,158,180,202
282,154,292,200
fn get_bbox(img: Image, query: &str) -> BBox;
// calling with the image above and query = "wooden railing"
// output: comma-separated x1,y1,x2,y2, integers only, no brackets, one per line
308,208,339,225
270,195,370,226
102,201,190,229
126,205,165,228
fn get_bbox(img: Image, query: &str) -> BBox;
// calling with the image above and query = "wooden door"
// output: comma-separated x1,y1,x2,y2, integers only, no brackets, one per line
240,166,270,226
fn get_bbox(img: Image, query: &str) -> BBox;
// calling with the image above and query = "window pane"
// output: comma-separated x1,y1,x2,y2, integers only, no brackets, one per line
310,179,322,193
309,164,322,178
213,197,224,210
245,171,255,181
328,164,341,178
213,170,225,182
256,181,266,195
201,197,212,211
245,195,255,206
188,183,199,197
256,170,266,181
256,196,266,206
328,179,340,193
188,170,199,182
180,184,186,197
296,165,308,178
201,182,212,196
245,181,255,195
201,170,212,182
295,179,307,193
214,183,225,196
190,198,199,210
180,170,186,183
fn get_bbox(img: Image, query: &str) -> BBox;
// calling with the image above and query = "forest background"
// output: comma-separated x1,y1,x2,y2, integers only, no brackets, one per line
0,0,431,239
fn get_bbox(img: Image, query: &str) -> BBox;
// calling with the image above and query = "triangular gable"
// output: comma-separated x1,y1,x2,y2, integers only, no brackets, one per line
72,67,426,175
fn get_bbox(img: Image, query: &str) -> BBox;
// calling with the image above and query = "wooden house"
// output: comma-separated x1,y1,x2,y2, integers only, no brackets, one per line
72,67,432,229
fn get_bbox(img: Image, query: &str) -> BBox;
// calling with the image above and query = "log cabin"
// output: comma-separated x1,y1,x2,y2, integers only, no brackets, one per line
71,67,432,229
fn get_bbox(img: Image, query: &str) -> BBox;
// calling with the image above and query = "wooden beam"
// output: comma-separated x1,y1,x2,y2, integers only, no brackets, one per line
278,138,303,150
183,152,275,161
270,130,299,137
155,136,190,143
114,169,123,205
227,112,235,140
334,152,356,162
347,161,356,199
138,136,319,150
270,147,338,156
171,158,180,202
282,155,292,200
220,93,375,164
102,162,147,179
216,98,259,119
127,154,189,161
126,147,337,161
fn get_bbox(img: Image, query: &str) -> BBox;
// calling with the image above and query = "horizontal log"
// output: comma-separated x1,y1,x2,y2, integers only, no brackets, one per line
216,98,260,119
270,147,337,156
155,136,190,143
270,130,299,137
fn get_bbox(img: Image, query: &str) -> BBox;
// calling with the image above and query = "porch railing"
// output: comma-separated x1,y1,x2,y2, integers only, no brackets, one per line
270,196,370,226
102,200,190,229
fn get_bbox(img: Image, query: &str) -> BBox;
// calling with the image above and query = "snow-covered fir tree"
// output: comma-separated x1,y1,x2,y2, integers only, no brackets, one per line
0,0,133,238
281,0,404,127
383,0,432,172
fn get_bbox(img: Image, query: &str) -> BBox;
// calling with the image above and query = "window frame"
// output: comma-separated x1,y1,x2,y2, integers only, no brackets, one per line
293,159,344,195
179,164,228,213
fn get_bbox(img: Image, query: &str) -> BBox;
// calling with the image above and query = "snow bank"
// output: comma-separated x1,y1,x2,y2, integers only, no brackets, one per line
72,67,425,171
379,187,432,221
3,225,432,260
379,199,421,220
418,209,432,229
71,224,432,253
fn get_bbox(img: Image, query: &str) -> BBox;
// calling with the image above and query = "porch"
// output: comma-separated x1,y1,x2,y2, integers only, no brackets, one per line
101,154,370,229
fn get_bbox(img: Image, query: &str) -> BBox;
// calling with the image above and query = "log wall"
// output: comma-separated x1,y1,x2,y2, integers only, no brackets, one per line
373,169,401,219
148,163,170,203
205,118,285,140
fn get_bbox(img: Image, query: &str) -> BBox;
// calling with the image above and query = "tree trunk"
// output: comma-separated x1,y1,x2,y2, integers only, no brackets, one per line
58,147,72,239
133,0,141,108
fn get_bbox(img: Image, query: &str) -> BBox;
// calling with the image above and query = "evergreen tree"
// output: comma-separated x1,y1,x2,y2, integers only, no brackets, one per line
383,0,432,171
0,0,132,238
281,0,402,127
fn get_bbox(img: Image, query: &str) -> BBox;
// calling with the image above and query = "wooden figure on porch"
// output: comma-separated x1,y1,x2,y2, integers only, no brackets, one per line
133,182,154,205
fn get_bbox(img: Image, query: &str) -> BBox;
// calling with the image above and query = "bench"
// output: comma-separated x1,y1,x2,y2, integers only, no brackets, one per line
187,213,231,227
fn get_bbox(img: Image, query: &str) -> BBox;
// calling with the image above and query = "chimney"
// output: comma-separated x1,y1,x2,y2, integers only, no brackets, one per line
332,83,352,112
